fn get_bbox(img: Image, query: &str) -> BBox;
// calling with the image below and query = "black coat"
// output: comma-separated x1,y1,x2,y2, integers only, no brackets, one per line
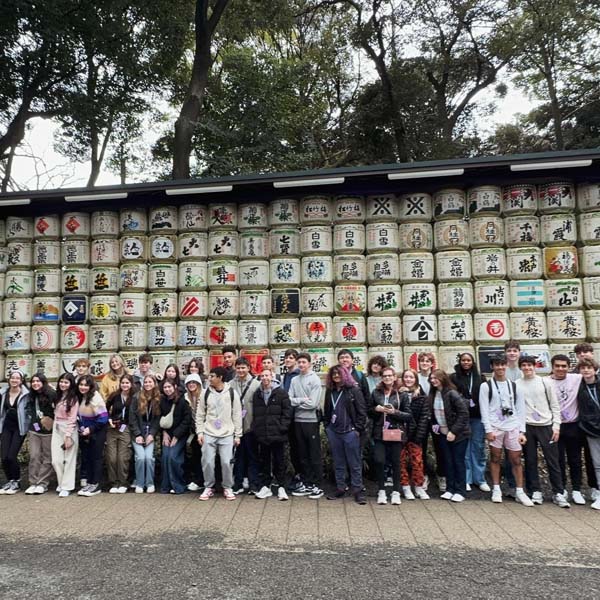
405,389,430,445
129,396,161,438
323,384,367,433
251,385,292,444
159,395,192,440
369,388,414,441
578,379,600,438
450,364,486,419
429,387,470,443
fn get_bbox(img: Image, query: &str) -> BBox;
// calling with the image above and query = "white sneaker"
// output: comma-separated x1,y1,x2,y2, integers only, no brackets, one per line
402,485,415,500
572,490,586,505
515,491,534,507
465,483,472,492
591,497,600,510
491,489,503,503
451,493,465,503
25,485,37,495
35,485,47,494
414,486,430,500
591,488,600,501
117,486,127,494
532,491,544,505
146,485,155,494
135,486,144,494
109,487,119,494
438,477,447,492
479,482,491,493
440,491,453,500
390,491,401,505
553,493,570,508
277,487,289,501
377,490,387,505
187,482,200,492
255,486,273,499
58,490,70,498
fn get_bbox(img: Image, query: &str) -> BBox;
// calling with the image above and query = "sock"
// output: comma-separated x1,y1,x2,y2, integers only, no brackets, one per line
493,485,501,492
516,487,524,494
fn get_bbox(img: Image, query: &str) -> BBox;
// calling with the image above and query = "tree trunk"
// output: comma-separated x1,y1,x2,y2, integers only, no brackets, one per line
541,49,564,150
0,95,34,160
1,144,16,192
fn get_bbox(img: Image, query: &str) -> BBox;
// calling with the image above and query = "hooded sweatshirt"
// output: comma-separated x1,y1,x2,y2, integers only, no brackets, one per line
288,370,322,423
195,382,243,439
516,375,560,431
230,374,261,433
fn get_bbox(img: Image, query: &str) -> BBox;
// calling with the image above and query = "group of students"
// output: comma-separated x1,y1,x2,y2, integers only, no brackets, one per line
1,342,599,510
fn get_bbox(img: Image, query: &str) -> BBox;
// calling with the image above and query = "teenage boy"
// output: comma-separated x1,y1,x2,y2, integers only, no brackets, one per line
504,340,523,382
281,349,301,490
574,343,595,363
479,354,533,506
516,355,569,508
288,353,324,499
282,349,300,392
257,355,280,382
133,353,155,388
197,366,242,501
74,358,91,381
221,346,237,382
550,354,586,505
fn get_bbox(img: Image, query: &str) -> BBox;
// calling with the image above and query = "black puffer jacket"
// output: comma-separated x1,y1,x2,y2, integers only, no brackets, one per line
404,388,430,445
251,384,292,444
323,385,367,433
159,395,192,440
429,387,470,443
578,379,600,438
369,388,414,441
450,358,486,419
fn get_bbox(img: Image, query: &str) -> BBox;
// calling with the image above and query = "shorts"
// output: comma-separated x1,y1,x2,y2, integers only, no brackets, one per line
489,428,521,452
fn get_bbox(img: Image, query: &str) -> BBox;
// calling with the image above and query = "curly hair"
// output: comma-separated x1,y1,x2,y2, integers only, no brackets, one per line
326,365,357,389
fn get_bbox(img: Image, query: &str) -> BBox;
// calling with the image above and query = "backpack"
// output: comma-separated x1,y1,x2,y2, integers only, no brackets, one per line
204,387,235,409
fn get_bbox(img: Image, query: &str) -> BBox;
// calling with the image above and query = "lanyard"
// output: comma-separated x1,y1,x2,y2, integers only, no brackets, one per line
493,379,513,407
332,390,343,411
239,379,253,404
587,384,599,407
468,373,473,395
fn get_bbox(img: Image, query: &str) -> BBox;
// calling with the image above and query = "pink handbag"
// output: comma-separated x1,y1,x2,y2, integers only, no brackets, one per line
382,393,403,442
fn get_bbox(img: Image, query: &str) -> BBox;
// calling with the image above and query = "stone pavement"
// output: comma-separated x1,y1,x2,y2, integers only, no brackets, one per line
3,492,600,551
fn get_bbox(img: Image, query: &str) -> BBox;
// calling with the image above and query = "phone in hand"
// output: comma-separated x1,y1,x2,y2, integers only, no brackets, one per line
383,404,394,409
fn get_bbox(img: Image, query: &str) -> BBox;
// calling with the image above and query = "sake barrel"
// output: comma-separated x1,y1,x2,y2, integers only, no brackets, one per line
237,320,268,348
474,280,510,312
538,181,576,213
177,232,208,261
60,240,89,267
300,226,333,255
438,313,474,344
61,294,87,324
398,192,433,222
399,252,435,283
366,194,398,223
403,314,438,345
269,228,300,258
7,242,33,269
5,355,31,378
438,282,474,313
548,345,577,370
151,351,177,376
547,310,586,343
240,290,270,318
433,189,465,220
474,313,510,343
578,183,600,212
469,217,504,248
509,280,546,311
33,240,61,267
435,250,472,282
502,184,537,215
586,311,600,342
271,288,301,317
0,247,8,273
31,324,59,352
208,289,239,319
433,220,469,251
208,230,239,259
367,317,402,346
302,255,334,285
580,246,600,277
147,321,177,349
366,253,399,284
32,297,60,323
269,199,299,227
119,322,147,350
91,211,119,238
208,259,239,289
177,349,209,374
269,318,300,347
61,212,90,239
90,267,119,294
238,260,270,290
519,344,552,375
88,353,112,379
60,324,88,351
34,215,61,240
178,204,207,232
148,263,178,291
149,206,178,234
119,351,140,375
401,283,436,314
3,298,32,324
584,277,600,309
120,208,147,234
177,292,208,321
32,353,61,381
269,258,300,288
300,316,334,346
504,215,541,248
0,272,5,300
120,236,148,262
333,195,365,223
89,324,118,352
178,262,207,291
6,217,33,241
543,246,578,279
147,292,177,320
368,284,402,315
120,263,148,291
238,203,269,231
471,248,507,280
398,223,433,252
89,295,119,324
149,234,177,263
333,348,368,374
60,353,90,375
34,268,60,296
333,316,366,345
302,287,334,316
209,203,238,230
506,247,543,280
579,212,600,245
468,185,501,215
239,231,269,259
437,346,476,374
369,346,403,371
545,279,582,310
4,270,33,298
366,222,399,254
299,195,333,225
334,284,367,315
306,348,336,379
510,311,548,342
540,215,577,246
332,255,364,284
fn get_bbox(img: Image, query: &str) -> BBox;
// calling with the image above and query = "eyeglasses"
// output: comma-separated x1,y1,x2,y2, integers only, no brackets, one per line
382,374,395,378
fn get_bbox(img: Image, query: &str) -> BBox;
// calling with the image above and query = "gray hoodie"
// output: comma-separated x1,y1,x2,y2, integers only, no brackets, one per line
289,371,322,423
230,374,261,433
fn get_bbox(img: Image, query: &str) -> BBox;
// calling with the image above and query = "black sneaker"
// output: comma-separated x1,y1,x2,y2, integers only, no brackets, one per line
354,491,367,505
233,486,245,495
308,487,324,499
288,479,304,493
326,489,346,500
81,484,102,497
4,480,20,495
291,484,312,497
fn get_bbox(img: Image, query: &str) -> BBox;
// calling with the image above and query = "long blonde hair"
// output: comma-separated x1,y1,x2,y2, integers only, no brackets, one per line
138,375,161,416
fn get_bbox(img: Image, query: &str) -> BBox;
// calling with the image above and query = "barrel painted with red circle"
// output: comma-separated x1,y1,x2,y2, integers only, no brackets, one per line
300,317,333,346
31,324,59,352
60,324,89,351
474,313,510,343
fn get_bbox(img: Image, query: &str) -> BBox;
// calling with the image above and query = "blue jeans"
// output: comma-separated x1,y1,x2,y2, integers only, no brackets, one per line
161,437,187,494
233,431,260,491
438,435,468,495
465,418,487,485
133,441,155,488
326,427,362,491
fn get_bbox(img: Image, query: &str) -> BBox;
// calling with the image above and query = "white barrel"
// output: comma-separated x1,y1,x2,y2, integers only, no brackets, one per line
506,247,543,280
399,252,435,283
147,292,177,320
438,346,476,374
176,349,209,375
62,213,90,239
90,238,120,266
367,317,401,346
366,222,399,254
89,353,113,379
403,346,439,372
178,262,206,291
541,215,577,246
586,311,600,342
33,240,61,267
584,277,600,309
31,324,59,352
208,289,239,319
267,318,300,347
91,211,119,238
398,192,433,222
366,194,398,223
239,231,269,259
269,228,300,258
178,291,208,320
300,226,332,255
510,311,547,342
366,253,399,284
7,242,33,269
299,195,332,225
271,288,301,317
89,324,118,352
438,282,474,313
205,319,238,346
368,284,402,315
469,217,504,248
208,259,239,289
435,250,472,282
177,232,208,261
148,321,177,349
240,290,270,318
502,184,537,215
151,351,177,376
270,258,300,288
32,297,60,323
90,267,119,294
333,316,366,345
0,272,4,300
3,298,32,324
148,263,178,291
334,195,365,223
60,324,89,351
238,203,269,231
520,345,552,374
61,240,90,267
333,255,365,284
543,246,578,279
0,247,7,273
6,217,33,241
33,215,60,240
269,199,299,227
119,322,147,350
510,279,546,311
474,280,510,311
208,230,239,259
433,189,465,220
89,295,119,324
32,353,61,381
239,259,270,289
579,212,600,245
471,248,507,280
401,283,436,314
578,183,600,212
474,313,510,343
5,354,31,379
546,279,582,310
120,236,147,262
208,203,238,230
434,220,469,251
235,320,267,347
119,263,148,292
398,223,433,252
302,255,334,285
149,234,176,262
538,182,576,213
438,313,474,344
547,310,586,343
178,204,207,232
580,246,600,277
149,206,177,234
300,317,333,346
60,353,89,375
403,314,438,345
468,186,501,215
4,270,33,298
334,284,367,316
370,347,403,371
177,321,207,348
304,348,335,379
33,268,60,296
120,208,147,234
504,215,540,247
302,287,334,316
119,292,148,321
61,294,87,324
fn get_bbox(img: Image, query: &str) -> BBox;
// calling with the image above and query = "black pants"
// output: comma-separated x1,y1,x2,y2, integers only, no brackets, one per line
257,441,287,488
423,430,446,478
185,435,204,486
374,439,401,492
288,427,302,478
80,426,107,485
524,424,563,495
585,438,598,489
1,424,25,481
558,421,582,491
294,421,322,487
